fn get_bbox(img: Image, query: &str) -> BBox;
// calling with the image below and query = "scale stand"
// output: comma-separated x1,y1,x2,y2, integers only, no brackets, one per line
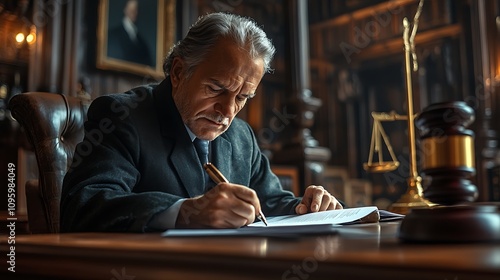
363,0,432,215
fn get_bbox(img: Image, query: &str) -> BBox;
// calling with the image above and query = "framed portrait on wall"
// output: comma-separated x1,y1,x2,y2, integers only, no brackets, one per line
97,0,175,78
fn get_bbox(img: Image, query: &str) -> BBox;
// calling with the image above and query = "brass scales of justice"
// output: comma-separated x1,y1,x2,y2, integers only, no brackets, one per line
362,0,433,215
363,0,500,243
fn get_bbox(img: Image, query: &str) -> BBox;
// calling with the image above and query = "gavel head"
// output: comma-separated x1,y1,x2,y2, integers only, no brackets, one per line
415,101,477,205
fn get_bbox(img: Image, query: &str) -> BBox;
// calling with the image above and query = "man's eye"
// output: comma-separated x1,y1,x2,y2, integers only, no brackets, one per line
236,94,254,102
208,86,223,93
236,95,247,102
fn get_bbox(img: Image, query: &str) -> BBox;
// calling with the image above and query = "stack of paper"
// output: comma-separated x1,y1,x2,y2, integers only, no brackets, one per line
162,206,403,237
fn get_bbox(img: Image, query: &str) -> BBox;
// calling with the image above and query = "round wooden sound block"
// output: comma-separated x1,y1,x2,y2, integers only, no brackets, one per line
398,204,500,243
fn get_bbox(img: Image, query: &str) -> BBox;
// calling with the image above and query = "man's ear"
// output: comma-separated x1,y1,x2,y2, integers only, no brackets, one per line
170,57,184,87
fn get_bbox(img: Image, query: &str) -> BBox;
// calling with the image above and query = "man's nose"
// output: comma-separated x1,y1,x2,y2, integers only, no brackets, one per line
215,96,236,116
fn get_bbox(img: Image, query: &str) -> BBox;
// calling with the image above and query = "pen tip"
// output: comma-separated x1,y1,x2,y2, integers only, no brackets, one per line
258,213,268,226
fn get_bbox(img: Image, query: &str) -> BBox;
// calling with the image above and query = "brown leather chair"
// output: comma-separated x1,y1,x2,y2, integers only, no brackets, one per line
9,92,89,233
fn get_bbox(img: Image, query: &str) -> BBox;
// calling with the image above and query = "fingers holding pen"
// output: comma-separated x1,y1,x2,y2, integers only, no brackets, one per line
177,183,260,228
210,183,262,227
204,163,268,225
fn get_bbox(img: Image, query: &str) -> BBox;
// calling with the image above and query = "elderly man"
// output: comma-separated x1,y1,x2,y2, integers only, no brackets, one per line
61,12,342,232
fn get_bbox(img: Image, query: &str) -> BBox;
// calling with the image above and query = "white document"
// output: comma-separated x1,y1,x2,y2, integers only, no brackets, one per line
248,206,379,227
162,206,403,237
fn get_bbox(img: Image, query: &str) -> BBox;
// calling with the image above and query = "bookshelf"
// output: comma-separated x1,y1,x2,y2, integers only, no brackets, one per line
309,0,459,66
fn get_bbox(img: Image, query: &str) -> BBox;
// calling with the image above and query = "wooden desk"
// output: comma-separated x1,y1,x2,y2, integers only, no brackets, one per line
1,222,499,280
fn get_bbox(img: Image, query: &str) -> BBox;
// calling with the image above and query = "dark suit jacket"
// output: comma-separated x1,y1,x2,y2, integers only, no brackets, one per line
60,79,300,232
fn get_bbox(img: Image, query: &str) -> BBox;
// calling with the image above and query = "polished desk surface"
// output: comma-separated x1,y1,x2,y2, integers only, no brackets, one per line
2,222,499,280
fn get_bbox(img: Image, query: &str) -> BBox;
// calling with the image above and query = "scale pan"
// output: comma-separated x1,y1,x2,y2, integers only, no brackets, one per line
363,161,400,173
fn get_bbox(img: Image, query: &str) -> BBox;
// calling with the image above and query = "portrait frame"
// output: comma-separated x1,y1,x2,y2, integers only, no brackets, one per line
97,0,176,78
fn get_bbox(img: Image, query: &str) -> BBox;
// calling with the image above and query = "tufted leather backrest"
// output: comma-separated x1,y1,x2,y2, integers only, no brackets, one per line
9,92,89,233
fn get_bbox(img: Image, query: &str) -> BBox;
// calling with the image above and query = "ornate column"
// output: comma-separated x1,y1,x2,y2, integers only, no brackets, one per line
272,0,331,192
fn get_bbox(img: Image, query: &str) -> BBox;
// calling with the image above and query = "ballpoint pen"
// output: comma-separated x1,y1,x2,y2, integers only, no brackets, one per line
203,162,268,226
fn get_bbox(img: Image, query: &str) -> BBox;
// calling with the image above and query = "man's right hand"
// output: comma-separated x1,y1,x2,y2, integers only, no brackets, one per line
175,183,262,228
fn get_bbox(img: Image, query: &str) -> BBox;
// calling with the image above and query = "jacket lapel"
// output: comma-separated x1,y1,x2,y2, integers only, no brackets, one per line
170,140,206,197
153,79,206,197
211,136,232,183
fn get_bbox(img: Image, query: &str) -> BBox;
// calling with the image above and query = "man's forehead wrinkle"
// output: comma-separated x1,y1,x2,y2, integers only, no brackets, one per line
209,75,246,92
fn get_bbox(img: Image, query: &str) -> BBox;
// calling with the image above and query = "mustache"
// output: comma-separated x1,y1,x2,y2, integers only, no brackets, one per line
198,114,230,126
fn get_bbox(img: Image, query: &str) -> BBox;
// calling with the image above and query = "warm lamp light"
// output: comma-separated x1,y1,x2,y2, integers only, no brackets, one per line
15,33,25,43
14,25,36,45
27,25,37,44
26,33,35,44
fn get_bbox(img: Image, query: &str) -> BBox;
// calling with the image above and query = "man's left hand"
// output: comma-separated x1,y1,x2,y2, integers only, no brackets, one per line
295,185,343,214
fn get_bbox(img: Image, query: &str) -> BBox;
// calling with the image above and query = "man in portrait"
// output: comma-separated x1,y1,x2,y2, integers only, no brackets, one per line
107,0,154,67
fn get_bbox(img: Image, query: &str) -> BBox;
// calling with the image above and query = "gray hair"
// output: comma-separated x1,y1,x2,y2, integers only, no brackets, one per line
163,12,275,78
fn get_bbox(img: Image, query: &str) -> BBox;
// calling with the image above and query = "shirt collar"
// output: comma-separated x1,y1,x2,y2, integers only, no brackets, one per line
185,125,196,142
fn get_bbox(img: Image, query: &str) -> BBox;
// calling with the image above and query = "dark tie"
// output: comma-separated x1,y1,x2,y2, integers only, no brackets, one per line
193,138,210,192
193,138,209,165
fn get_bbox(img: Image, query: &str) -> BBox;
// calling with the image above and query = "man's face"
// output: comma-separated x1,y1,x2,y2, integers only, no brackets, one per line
170,37,265,141
124,0,138,22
